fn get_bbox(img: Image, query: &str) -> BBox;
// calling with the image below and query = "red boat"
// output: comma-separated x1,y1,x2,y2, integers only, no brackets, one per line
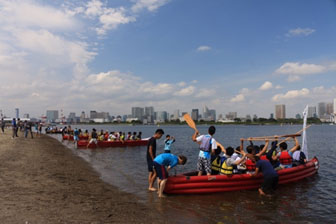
62,135,89,141
77,139,149,148
164,157,319,194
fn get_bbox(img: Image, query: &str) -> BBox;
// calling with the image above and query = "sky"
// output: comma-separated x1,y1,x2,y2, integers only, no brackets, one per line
0,0,336,118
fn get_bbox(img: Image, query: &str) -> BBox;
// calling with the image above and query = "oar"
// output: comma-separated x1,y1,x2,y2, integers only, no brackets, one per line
184,113,225,151
277,125,312,146
183,113,197,131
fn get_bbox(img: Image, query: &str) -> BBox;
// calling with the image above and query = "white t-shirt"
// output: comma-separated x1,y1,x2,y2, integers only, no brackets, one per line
196,134,217,159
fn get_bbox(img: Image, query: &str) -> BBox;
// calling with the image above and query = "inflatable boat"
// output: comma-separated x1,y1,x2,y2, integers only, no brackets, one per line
62,135,89,141
164,157,319,194
76,139,149,148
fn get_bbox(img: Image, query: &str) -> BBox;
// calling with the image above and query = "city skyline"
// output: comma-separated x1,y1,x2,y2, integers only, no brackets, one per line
0,1,336,118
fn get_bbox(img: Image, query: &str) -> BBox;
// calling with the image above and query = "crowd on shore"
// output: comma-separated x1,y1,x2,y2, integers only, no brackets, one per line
1,118,43,139
145,126,307,198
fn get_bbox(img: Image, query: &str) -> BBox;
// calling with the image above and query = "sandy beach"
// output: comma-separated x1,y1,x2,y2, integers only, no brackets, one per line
0,130,165,224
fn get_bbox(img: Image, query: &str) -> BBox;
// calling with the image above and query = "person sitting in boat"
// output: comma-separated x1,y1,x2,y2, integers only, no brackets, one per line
136,132,142,140
220,147,247,175
276,137,300,169
108,132,116,141
88,128,98,147
164,135,175,153
153,153,187,198
127,132,132,140
250,155,279,196
211,146,225,175
83,130,89,137
131,132,137,140
266,141,281,169
120,132,126,141
292,145,307,166
192,126,217,176
243,139,269,173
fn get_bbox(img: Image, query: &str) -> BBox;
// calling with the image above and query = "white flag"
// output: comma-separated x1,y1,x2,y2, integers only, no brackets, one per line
302,105,308,160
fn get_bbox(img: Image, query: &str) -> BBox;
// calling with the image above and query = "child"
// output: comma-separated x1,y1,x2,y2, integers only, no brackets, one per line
164,135,175,153
153,154,187,197
192,126,217,176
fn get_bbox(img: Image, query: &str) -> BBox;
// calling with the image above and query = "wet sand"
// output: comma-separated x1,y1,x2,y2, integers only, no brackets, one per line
0,130,165,223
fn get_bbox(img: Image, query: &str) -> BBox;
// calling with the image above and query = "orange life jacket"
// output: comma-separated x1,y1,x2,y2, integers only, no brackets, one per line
279,151,292,165
245,158,256,171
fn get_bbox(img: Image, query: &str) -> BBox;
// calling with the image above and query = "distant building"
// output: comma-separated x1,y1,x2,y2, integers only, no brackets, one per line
209,109,216,121
334,98,336,115
226,112,237,120
326,102,333,115
173,109,180,120
155,111,168,122
132,107,144,121
23,113,29,119
318,102,326,118
46,110,59,123
308,106,317,118
295,113,301,119
270,113,274,119
90,111,98,119
275,105,286,119
246,114,252,121
191,109,199,121
15,108,19,119
144,106,154,123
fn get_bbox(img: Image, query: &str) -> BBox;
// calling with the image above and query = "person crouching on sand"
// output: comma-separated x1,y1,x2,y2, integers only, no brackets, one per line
153,154,187,198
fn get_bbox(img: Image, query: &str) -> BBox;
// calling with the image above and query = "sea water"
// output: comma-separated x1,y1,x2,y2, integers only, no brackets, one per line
53,124,336,224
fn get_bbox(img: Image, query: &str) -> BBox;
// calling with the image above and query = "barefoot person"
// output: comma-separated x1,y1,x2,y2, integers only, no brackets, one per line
153,154,187,197
147,129,164,191
250,155,279,196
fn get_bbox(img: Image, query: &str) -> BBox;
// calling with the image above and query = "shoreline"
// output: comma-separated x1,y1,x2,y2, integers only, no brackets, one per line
0,130,166,223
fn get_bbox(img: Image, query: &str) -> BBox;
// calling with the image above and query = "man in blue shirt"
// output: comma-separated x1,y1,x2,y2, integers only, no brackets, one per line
250,156,279,196
153,153,187,198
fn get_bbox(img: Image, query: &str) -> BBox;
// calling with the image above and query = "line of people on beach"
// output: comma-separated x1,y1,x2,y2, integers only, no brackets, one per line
4,118,43,139
145,126,308,198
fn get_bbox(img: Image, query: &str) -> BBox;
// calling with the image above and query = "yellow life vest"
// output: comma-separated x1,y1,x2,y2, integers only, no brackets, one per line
211,157,221,172
220,160,233,175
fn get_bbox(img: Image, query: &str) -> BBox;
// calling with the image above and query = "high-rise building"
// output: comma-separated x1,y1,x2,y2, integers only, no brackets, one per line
46,110,59,122
155,111,168,122
209,109,216,121
308,106,317,118
173,109,180,120
226,112,237,120
132,107,144,121
334,98,336,115
90,111,98,119
275,105,286,119
23,113,29,118
191,109,199,121
15,108,19,119
203,106,210,120
326,103,333,115
318,102,326,118
144,106,154,123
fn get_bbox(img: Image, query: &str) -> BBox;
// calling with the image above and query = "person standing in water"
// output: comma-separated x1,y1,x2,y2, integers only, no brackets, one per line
147,129,164,191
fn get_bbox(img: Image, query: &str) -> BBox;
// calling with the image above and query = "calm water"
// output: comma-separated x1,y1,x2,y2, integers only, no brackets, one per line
52,124,336,224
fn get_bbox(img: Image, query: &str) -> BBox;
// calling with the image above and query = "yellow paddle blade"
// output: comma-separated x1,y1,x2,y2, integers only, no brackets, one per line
183,113,196,130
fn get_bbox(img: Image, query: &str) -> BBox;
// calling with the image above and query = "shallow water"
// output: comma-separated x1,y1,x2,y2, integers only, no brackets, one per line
53,124,336,224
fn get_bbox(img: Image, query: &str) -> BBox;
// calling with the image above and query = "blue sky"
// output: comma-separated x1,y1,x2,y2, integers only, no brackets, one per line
0,0,335,118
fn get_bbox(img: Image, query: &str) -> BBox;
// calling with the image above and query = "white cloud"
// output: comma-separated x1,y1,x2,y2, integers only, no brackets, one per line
286,28,316,37
85,0,104,17
131,0,170,12
174,86,195,96
272,88,310,102
259,81,273,91
197,45,211,52
0,1,77,30
276,62,327,82
231,94,245,102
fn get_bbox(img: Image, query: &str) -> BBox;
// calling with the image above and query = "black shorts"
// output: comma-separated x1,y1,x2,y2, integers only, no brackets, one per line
261,175,279,193
147,158,154,172
153,162,168,180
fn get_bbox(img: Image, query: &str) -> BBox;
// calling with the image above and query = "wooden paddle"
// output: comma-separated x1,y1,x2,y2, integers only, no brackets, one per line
277,125,311,146
183,113,197,131
184,113,226,152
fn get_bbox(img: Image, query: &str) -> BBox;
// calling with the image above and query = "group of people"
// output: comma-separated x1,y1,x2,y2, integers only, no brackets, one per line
193,126,307,196
85,128,143,145
145,126,308,198
8,118,43,139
